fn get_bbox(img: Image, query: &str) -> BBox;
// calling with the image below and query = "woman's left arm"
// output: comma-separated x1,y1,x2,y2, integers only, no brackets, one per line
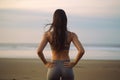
37,32,48,65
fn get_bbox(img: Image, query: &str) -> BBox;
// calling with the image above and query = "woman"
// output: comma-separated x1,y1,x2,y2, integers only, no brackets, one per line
37,9,85,80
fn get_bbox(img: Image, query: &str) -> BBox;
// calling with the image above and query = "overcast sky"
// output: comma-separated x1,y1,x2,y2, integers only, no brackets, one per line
0,0,120,44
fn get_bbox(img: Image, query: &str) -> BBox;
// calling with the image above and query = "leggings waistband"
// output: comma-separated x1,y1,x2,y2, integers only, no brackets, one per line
52,60,70,62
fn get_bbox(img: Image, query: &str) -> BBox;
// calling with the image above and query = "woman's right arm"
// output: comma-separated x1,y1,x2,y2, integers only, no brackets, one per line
64,32,85,68
71,32,85,65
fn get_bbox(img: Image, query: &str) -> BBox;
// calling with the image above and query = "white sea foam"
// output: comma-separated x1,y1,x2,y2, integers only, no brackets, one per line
0,43,120,60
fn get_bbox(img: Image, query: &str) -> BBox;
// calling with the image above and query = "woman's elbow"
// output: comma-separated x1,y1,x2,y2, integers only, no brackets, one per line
79,49,85,55
82,49,85,54
37,50,43,56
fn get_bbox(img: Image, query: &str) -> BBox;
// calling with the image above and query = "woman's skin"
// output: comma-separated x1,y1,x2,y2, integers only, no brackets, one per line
37,31,85,68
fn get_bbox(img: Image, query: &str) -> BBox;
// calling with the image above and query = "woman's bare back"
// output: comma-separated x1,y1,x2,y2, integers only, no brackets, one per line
47,31,72,60
37,30,84,65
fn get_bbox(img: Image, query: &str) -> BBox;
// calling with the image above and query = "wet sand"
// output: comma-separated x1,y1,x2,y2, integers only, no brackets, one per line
0,58,120,80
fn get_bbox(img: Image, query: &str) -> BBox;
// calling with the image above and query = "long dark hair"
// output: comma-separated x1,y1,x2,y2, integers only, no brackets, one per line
48,9,68,52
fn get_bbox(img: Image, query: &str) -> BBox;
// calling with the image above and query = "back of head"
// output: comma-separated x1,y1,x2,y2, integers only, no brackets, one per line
49,9,68,52
52,9,67,31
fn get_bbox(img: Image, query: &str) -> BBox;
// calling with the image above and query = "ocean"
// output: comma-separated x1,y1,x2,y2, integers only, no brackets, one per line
0,43,120,60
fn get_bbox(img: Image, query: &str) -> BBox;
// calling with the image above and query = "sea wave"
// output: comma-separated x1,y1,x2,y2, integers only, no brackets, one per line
0,43,120,51
0,43,120,60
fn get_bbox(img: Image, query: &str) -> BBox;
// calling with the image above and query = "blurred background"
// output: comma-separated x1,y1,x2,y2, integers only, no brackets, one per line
0,0,120,60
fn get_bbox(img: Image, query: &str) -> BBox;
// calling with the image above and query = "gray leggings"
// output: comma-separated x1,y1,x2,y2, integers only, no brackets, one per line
47,60,74,80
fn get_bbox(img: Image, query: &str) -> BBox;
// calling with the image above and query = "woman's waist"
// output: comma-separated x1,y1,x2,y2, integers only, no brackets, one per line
52,59,70,66
52,55,70,61
52,59,70,62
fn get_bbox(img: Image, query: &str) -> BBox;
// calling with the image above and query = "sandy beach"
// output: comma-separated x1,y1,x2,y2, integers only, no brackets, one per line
0,58,120,80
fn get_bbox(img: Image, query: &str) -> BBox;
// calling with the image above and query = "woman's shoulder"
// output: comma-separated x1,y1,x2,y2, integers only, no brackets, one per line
67,31,77,37
43,31,52,42
42,32,49,38
67,31,78,42
44,31,51,35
